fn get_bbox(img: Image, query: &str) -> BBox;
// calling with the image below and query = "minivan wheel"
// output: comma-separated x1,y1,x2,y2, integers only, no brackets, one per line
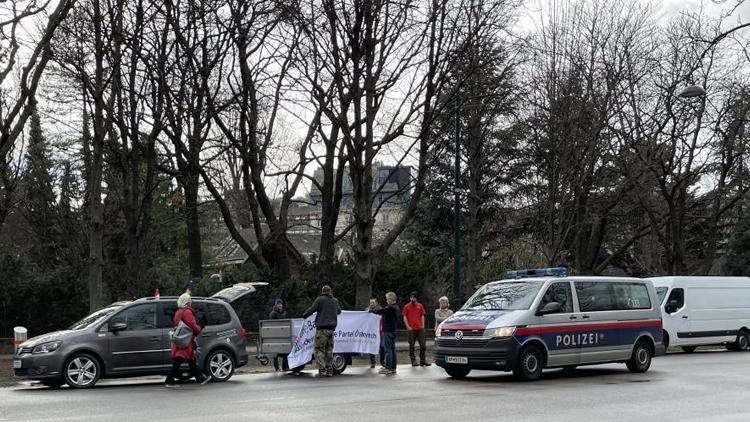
513,345,544,381
206,350,235,382
626,340,652,373
331,353,347,374
63,353,101,389
444,365,471,379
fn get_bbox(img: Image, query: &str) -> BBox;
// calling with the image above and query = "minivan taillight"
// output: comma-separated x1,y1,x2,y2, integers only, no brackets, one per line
240,327,248,342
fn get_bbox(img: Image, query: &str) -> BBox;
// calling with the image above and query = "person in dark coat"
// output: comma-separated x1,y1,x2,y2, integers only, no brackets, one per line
269,298,288,371
371,292,399,375
364,297,384,368
269,298,287,320
165,293,209,387
302,285,341,377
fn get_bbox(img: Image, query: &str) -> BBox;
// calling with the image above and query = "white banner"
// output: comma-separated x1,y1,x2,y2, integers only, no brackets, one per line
287,311,381,369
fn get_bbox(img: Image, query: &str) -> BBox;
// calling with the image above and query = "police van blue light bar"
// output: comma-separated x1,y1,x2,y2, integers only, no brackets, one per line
505,267,568,279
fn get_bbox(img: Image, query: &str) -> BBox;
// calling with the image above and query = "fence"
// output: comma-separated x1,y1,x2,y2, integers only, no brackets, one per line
0,338,13,355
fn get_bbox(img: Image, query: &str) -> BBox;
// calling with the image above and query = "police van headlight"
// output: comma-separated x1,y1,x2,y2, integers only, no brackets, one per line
483,326,516,338
435,322,444,337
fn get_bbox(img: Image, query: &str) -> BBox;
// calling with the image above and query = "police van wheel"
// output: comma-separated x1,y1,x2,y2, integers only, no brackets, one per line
626,340,652,373
513,345,544,381
444,365,471,379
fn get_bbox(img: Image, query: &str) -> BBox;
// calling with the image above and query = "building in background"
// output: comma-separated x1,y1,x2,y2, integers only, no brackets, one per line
211,164,413,268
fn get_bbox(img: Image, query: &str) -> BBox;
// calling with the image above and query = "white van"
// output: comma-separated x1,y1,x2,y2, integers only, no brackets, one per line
649,276,750,353
434,268,665,381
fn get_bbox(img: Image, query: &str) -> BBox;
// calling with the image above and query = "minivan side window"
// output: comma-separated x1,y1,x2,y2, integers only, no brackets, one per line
612,283,651,310
665,288,684,314
575,282,614,312
207,303,231,325
158,302,178,329
193,302,209,327
539,282,573,313
109,304,157,331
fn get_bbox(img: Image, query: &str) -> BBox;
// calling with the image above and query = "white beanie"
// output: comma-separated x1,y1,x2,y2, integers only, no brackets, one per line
177,292,192,308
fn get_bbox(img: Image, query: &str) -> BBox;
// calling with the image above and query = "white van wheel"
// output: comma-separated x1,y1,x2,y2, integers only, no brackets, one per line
733,331,749,351
626,339,652,373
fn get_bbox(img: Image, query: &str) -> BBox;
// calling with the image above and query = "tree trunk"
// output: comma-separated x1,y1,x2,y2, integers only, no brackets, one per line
184,169,203,280
87,0,106,312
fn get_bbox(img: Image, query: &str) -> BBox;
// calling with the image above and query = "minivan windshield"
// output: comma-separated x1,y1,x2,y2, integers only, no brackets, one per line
462,281,544,311
68,304,124,330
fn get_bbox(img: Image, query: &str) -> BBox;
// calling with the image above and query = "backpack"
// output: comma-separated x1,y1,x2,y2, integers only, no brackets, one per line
169,319,193,348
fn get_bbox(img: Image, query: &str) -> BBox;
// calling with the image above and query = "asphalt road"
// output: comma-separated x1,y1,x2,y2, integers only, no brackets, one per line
1,350,748,422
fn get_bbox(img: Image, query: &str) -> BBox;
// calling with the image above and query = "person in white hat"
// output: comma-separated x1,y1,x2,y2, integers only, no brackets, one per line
165,292,209,387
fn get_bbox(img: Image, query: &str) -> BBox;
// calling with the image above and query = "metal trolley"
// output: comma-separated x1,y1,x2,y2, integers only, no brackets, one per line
256,318,351,374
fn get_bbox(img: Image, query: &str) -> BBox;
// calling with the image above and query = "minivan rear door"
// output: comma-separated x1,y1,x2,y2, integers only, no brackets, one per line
211,282,268,303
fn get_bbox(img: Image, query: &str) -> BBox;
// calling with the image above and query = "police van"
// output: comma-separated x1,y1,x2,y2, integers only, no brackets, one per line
434,268,665,381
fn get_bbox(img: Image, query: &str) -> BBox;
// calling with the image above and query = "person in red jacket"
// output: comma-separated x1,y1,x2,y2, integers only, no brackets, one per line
165,293,209,387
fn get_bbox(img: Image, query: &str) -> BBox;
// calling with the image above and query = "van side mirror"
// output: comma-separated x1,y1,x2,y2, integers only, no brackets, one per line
665,300,679,314
111,323,127,332
537,302,562,316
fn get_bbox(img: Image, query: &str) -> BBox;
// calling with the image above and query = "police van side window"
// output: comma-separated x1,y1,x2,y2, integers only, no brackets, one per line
539,282,573,313
575,282,614,312
612,283,651,310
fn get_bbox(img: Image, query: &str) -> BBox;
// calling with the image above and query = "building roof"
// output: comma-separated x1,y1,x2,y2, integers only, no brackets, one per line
212,226,323,266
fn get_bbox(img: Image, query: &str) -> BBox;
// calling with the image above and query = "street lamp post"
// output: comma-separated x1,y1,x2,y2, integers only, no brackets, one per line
453,99,462,311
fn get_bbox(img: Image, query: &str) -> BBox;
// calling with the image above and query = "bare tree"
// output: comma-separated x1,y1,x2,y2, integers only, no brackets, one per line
0,0,76,228
289,0,504,307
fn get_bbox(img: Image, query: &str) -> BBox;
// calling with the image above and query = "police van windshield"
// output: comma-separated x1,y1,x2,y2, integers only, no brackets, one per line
462,281,544,311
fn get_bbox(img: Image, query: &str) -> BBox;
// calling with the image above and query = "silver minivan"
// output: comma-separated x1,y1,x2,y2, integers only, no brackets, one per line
13,283,264,388
434,269,665,381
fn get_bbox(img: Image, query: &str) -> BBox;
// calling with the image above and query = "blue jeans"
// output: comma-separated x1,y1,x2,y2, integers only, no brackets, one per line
382,332,396,370
369,336,385,365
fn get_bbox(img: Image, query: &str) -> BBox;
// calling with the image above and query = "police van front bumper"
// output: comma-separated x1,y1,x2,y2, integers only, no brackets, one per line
433,337,521,371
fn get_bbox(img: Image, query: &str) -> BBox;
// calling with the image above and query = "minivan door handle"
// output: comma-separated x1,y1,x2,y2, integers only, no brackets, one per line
569,315,578,320
582,315,590,319
150,336,160,342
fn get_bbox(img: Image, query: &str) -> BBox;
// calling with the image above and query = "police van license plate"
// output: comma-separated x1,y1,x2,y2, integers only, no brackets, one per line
445,356,468,364
13,360,22,369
